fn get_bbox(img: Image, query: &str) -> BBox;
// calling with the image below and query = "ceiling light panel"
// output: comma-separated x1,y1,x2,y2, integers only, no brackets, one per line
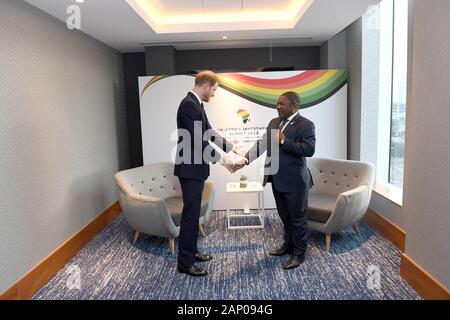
127,0,314,33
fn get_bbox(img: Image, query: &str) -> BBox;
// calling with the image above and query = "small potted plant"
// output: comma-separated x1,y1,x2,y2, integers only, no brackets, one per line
240,173,248,188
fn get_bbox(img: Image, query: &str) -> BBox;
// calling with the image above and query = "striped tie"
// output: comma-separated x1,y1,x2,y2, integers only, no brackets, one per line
279,118,288,132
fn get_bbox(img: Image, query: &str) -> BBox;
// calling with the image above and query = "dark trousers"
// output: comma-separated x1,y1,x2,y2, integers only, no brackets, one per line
272,184,308,256
178,178,205,267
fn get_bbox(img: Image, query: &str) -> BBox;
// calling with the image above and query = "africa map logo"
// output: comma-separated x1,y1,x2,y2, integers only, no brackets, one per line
237,109,250,124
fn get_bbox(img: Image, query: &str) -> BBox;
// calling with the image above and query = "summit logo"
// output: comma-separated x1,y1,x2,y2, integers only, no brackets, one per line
237,109,250,124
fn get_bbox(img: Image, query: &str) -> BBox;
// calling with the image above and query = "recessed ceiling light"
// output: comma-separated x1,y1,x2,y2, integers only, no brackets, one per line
222,36,228,40
127,0,314,34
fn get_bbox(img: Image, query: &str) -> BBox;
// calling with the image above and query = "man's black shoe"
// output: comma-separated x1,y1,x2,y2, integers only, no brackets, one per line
177,263,208,277
195,253,213,262
282,255,305,270
269,244,293,256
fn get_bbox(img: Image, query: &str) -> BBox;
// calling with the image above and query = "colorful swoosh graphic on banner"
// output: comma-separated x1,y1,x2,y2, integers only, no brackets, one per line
140,75,167,97
140,70,348,108
217,70,348,108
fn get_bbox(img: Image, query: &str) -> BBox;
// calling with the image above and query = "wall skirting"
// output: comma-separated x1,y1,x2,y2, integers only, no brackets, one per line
364,208,449,300
0,201,121,300
363,208,406,252
400,254,450,300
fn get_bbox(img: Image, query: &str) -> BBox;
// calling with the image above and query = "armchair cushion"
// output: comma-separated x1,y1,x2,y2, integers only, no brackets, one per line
307,193,336,223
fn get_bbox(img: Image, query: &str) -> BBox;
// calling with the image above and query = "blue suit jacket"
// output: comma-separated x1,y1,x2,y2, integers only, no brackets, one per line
174,92,233,181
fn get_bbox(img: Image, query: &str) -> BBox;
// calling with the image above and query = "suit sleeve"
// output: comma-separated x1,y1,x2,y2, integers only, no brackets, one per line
281,122,316,158
245,130,268,165
205,116,233,152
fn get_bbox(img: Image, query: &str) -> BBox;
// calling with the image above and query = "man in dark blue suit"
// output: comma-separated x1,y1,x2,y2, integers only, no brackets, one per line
233,92,316,269
174,70,236,277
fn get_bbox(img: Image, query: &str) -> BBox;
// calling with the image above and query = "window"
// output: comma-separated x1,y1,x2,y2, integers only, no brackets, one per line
389,0,408,188
377,0,408,190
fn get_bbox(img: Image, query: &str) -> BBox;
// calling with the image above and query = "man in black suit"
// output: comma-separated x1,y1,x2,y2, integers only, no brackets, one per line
233,91,316,269
174,70,237,277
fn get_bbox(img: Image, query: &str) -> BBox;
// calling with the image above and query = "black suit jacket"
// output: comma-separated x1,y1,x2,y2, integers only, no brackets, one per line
174,92,233,181
246,113,316,209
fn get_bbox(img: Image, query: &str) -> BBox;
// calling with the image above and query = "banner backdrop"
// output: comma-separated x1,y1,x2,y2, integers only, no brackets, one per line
139,71,347,210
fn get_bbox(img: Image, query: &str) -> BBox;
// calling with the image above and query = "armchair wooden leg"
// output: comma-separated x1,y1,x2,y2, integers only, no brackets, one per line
169,238,175,255
199,224,206,237
325,234,331,253
133,230,140,244
353,223,361,237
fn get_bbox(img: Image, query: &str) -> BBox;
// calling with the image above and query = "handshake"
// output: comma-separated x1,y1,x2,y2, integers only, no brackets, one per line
219,145,248,173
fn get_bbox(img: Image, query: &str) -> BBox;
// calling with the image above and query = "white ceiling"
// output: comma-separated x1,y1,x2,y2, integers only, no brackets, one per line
126,0,314,33
137,0,297,15
24,0,380,52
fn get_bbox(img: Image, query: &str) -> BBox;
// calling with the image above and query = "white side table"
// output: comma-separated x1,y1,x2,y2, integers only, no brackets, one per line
225,182,265,230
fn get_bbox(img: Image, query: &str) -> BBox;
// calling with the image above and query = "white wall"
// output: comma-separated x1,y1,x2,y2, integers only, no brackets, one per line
328,0,450,289
345,18,363,161
352,0,450,288
0,0,128,292
320,20,362,163
319,7,407,229
329,31,347,69
320,1,450,289
402,0,450,289
360,9,380,170
322,31,347,70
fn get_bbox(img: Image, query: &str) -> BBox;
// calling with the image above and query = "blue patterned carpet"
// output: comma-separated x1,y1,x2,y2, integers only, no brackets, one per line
33,210,421,300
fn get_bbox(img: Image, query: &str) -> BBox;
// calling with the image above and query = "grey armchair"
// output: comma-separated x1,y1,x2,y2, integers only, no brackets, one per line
306,158,375,252
114,162,215,254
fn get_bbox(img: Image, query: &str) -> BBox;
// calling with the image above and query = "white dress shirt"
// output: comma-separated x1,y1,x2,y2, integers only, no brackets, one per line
190,90,203,105
280,111,299,144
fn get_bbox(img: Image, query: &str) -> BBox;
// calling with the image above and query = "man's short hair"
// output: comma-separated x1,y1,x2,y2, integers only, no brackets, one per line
195,70,219,87
281,91,301,107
